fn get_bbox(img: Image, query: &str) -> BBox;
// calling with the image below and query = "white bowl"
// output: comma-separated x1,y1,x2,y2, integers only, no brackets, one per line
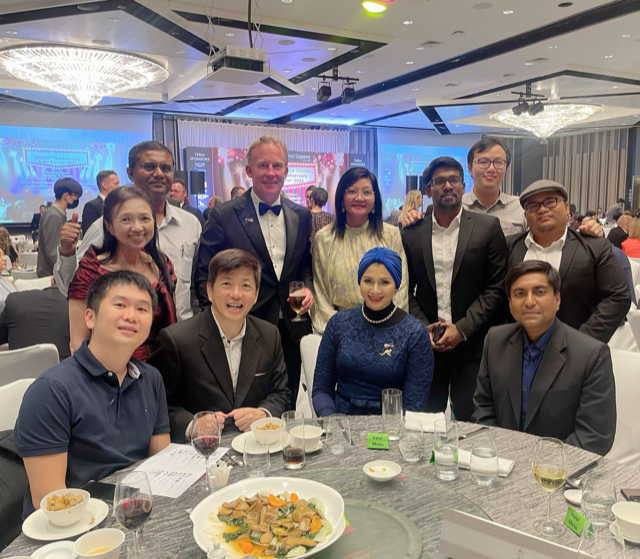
363,460,401,482
73,528,125,559
250,417,283,445
291,424,323,450
612,502,640,540
40,489,90,527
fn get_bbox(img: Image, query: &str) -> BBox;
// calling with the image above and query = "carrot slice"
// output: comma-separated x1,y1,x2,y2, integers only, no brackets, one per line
310,517,322,534
239,540,254,554
268,494,286,507
290,493,299,502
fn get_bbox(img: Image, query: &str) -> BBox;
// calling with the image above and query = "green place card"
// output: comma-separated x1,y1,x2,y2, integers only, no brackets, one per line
564,506,589,536
367,433,389,450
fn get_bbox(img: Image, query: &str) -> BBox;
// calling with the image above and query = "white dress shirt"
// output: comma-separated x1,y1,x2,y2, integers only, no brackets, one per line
432,208,462,323
251,189,286,281
523,228,568,272
53,201,202,321
211,309,246,392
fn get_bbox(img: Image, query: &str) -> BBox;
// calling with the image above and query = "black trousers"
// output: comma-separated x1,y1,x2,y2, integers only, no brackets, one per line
278,319,301,411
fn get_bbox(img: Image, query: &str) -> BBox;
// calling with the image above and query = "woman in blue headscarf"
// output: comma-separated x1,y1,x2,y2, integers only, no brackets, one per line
312,247,434,416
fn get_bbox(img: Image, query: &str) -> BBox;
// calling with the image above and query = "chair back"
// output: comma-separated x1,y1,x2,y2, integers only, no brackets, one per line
14,276,53,292
629,257,640,288
627,310,640,351
0,379,35,431
0,343,59,386
296,334,322,418
10,269,37,281
608,322,639,353
607,349,640,469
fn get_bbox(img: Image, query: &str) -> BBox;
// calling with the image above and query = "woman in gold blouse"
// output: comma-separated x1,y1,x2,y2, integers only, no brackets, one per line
311,167,408,333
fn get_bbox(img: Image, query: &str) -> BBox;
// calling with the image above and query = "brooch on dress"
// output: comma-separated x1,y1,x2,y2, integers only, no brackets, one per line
379,342,394,357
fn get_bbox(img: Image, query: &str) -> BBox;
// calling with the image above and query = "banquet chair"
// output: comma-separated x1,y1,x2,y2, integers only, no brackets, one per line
629,258,640,288
18,252,37,269
608,322,639,352
14,276,53,292
0,379,34,431
607,349,640,469
10,269,37,281
296,333,322,418
627,310,640,351
0,428,27,548
0,343,59,386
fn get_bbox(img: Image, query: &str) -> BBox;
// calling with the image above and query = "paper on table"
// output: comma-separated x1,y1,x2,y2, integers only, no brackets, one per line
134,443,229,498
404,411,445,433
457,448,515,477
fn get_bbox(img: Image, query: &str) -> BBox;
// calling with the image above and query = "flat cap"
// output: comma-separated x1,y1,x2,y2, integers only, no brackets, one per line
519,179,568,208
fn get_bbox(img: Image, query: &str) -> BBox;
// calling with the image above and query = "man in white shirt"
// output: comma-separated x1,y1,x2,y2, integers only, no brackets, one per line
81,170,120,236
169,178,205,227
53,141,202,322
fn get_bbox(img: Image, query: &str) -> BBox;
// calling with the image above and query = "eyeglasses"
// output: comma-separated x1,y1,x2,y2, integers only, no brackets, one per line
524,197,562,214
345,188,374,197
429,176,463,188
138,162,175,174
473,158,507,170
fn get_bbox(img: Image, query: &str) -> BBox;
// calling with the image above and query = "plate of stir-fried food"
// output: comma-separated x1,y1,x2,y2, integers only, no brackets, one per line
190,477,345,558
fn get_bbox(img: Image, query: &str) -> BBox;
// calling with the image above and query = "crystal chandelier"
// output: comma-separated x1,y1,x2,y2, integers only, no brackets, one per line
0,45,169,110
490,103,604,139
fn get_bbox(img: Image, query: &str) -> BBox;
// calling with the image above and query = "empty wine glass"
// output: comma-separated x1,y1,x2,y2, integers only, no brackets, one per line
398,420,424,462
582,469,617,526
189,411,221,490
578,520,626,559
532,437,567,537
115,471,153,558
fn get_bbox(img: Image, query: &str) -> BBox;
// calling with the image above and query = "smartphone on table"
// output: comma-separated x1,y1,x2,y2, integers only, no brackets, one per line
621,488,640,502
81,480,116,501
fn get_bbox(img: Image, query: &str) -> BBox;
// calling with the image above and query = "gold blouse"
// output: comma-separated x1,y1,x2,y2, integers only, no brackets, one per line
310,221,409,334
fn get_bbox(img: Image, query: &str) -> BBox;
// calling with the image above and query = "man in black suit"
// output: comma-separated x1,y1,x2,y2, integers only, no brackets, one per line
169,179,205,226
472,260,616,455
507,180,630,343
193,136,313,406
401,156,508,421
608,214,631,249
149,249,289,441
0,284,70,360
81,170,119,236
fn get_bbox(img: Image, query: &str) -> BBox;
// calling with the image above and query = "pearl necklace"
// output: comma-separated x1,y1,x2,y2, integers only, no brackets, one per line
361,304,397,324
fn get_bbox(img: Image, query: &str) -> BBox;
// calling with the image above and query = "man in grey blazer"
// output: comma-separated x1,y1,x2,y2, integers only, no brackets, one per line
472,260,616,456
148,249,289,442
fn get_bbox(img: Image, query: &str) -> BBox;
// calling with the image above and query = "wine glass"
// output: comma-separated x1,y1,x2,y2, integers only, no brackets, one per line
532,437,567,537
189,411,221,490
578,520,626,559
582,469,617,527
289,281,307,322
114,471,153,558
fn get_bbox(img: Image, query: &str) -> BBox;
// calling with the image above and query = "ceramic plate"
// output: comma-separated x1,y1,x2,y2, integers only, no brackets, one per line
22,499,109,541
564,489,582,507
363,460,402,482
31,540,76,559
306,440,323,454
231,431,283,454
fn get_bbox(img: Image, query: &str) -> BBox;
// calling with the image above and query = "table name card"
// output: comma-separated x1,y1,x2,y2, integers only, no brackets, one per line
367,433,389,450
564,506,588,536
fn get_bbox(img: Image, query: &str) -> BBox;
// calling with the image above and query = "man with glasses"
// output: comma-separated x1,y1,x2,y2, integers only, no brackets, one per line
402,156,508,421
508,180,630,343
53,141,202,321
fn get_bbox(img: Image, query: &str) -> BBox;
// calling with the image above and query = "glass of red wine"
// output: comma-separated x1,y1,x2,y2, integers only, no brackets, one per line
189,411,221,491
114,471,153,558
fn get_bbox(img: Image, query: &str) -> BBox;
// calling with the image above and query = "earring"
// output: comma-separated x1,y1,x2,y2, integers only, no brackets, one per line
370,208,375,215
341,205,346,213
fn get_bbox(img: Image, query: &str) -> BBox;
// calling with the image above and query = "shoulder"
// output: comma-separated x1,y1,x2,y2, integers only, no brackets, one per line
133,359,165,387
558,320,607,353
485,323,521,344
400,314,430,335
382,221,402,239
328,306,360,327
246,314,280,342
31,359,82,396
463,209,501,229
506,231,528,249
314,223,335,243
158,311,204,341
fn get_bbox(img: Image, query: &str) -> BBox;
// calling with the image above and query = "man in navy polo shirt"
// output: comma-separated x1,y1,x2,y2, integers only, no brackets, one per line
14,271,171,516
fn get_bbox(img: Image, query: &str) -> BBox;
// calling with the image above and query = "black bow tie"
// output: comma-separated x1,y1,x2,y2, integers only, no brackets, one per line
259,202,282,216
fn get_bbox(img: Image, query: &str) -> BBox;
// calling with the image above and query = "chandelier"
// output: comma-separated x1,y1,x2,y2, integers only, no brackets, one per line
0,45,169,110
490,103,603,139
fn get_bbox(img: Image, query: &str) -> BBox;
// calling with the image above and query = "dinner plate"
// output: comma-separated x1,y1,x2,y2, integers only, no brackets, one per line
31,540,77,559
190,476,345,558
22,499,109,541
231,431,283,454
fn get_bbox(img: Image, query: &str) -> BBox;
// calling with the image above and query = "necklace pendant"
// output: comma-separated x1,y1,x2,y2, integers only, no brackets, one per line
379,342,394,357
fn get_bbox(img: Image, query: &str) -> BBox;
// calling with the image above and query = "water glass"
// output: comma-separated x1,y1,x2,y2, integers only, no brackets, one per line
434,419,459,481
243,437,270,478
282,410,305,469
382,388,403,441
578,520,626,559
470,437,499,485
326,414,351,455
399,420,424,463
582,469,617,526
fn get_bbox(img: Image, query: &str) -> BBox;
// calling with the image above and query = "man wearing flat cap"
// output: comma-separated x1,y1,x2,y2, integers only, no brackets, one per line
506,179,630,343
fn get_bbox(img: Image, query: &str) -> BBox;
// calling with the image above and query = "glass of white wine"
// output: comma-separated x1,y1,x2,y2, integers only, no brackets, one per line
532,437,567,537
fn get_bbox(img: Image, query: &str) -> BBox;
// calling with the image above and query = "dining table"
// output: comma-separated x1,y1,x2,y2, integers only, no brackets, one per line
2,417,640,559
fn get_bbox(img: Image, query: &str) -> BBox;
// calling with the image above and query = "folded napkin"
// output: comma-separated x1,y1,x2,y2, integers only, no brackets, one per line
457,448,515,478
208,461,231,490
404,411,446,433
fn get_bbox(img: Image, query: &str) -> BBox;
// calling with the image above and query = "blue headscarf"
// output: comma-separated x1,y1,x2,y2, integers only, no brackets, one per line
357,247,402,289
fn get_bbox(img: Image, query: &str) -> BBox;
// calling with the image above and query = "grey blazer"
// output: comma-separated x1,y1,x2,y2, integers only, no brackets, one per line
471,319,616,456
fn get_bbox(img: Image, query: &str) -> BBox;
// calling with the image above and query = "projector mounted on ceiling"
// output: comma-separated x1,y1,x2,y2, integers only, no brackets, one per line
207,46,270,85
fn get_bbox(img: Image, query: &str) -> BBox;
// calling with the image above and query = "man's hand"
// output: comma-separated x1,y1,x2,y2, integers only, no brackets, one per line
399,209,423,229
430,322,464,352
191,412,227,439
227,408,267,432
59,212,81,257
288,287,314,314
579,218,604,238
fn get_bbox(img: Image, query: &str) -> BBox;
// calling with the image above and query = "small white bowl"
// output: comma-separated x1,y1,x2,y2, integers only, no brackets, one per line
31,540,76,559
564,489,582,507
73,528,125,559
40,489,90,527
612,501,640,541
363,460,401,482
250,417,283,445
291,424,323,450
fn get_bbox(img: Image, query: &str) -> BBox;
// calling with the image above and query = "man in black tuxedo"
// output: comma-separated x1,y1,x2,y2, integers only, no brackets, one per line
507,180,630,343
81,170,120,236
169,179,205,226
149,249,289,441
401,156,508,421
607,214,631,249
472,260,616,455
193,136,313,406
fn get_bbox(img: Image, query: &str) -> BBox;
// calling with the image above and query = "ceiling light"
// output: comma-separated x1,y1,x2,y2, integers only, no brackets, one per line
403,21,413,25
341,86,356,104
282,0,293,3
612,85,620,89
355,70,364,74
549,45,558,49
528,101,544,116
327,47,337,51
5,31,17,35
0,45,168,110
330,113,336,115
491,103,603,139
317,84,331,102
512,100,529,116
503,10,514,14
524,62,534,66
605,55,614,59
412,88,419,91
178,74,185,78
416,47,425,51
259,89,265,93
188,95,194,98
225,33,235,37
108,18,121,23
283,69,291,73
623,34,632,38
406,61,414,65
362,1,387,13
175,50,185,55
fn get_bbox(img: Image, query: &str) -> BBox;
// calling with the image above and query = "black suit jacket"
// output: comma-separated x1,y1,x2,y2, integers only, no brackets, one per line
471,320,616,456
607,226,629,250
81,196,104,236
147,312,290,442
401,208,508,348
0,286,70,360
181,203,205,227
193,189,313,340
507,229,630,343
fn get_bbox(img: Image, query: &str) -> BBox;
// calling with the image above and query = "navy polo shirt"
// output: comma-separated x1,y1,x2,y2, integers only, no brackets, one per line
14,341,170,516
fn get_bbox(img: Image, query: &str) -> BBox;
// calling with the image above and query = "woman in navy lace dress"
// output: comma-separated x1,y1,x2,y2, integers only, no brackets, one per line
313,247,433,416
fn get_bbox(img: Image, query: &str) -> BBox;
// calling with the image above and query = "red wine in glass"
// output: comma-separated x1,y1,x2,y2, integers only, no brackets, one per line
116,498,153,531
114,471,153,558
189,411,222,492
192,436,219,458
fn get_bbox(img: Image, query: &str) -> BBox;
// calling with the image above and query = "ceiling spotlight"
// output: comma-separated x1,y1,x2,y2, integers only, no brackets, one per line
225,33,235,37
317,83,332,102
362,1,387,13
503,10,514,14
512,100,530,116
403,21,413,25
528,101,544,116
341,85,356,104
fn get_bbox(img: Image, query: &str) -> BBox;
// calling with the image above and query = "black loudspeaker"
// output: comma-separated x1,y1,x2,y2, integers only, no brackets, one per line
190,171,205,195
406,175,419,194
173,170,188,184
